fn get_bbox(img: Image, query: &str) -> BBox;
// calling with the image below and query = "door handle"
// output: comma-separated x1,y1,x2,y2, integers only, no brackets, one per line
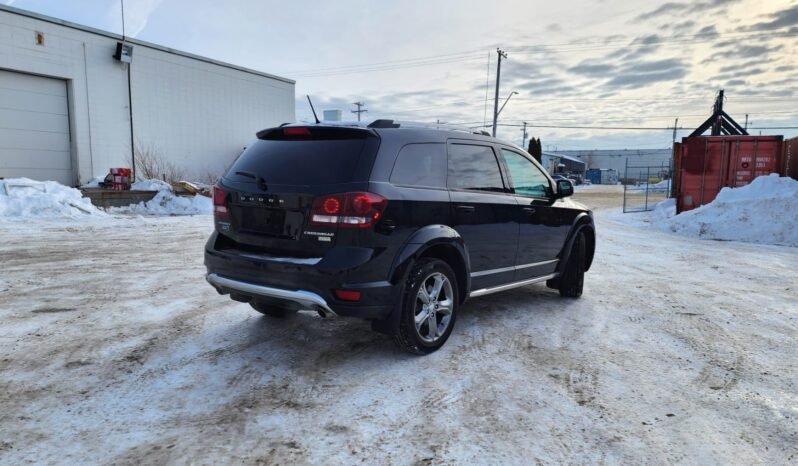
522,207,536,215
456,205,475,213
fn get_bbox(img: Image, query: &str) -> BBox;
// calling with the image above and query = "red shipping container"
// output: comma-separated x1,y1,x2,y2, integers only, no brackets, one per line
784,137,798,180
676,136,783,213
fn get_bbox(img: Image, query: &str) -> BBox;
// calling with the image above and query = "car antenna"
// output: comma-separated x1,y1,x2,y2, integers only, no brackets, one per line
306,95,320,124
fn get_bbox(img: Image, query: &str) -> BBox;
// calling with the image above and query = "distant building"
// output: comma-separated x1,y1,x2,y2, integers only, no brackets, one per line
323,110,342,121
551,149,672,180
540,152,586,176
0,5,295,186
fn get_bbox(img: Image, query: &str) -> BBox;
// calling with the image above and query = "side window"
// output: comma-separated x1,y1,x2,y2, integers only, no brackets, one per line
501,149,550,198
447,144,505,192
390,143,447,188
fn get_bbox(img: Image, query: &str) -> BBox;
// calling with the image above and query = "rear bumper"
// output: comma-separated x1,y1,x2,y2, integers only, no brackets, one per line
204,233,396,320
206,273,336,316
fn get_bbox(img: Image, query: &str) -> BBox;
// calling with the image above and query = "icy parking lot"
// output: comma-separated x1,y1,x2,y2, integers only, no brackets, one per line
1,188,797,464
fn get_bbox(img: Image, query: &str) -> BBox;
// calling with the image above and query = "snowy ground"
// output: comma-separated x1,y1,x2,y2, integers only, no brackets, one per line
1,188,797,465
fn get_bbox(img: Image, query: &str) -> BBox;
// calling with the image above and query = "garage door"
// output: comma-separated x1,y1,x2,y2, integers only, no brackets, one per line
0,70,72,185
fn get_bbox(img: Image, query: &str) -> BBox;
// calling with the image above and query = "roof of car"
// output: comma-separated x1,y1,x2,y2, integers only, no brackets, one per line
280,119,528,152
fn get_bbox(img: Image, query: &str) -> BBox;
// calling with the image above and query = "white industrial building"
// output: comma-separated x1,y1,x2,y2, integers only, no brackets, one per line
0,5,295,186
551,149,672,179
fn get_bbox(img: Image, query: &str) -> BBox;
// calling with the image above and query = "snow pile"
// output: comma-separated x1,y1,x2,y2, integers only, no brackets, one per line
0,178,105,218
111,191,212,216
81,176,105,188
663,174,798,247
651,198,676,224
131,179,173,192
628,179,671,192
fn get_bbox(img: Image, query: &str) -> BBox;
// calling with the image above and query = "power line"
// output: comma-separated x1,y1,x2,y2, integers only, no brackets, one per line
482,123,798,131
279,27,798,78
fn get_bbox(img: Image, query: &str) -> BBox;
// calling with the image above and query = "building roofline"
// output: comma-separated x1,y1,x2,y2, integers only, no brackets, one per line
0,4,296,85
542,151,585,164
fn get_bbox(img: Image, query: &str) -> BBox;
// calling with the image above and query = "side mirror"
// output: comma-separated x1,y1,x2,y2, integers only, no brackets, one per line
556,179,573,198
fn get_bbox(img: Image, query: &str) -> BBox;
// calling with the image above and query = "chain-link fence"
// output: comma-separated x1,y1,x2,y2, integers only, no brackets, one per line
622,160,673,213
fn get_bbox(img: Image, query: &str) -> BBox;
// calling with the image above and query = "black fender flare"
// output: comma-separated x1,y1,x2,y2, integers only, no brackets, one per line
555,213,596,276
371,225,471,336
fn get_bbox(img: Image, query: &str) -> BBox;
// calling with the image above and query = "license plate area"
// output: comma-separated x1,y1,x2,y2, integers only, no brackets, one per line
240,207,287,236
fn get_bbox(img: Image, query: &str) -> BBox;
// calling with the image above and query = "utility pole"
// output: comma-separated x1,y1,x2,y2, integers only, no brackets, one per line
351,101,368,122
492,48,507,137
672,117,679,144
520,121,528,148
744,113,749,130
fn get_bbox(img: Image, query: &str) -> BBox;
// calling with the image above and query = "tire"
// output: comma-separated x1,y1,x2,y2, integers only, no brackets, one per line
395,258,459,355
249,301,295,318
559,231,586,298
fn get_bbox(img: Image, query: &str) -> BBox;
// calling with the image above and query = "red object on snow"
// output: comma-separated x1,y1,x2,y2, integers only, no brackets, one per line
110,168,132,191
675,136,783,213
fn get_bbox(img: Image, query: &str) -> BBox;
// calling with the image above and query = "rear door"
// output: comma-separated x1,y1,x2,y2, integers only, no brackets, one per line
499,148,569,280
447,142,519,290
217,126,379,258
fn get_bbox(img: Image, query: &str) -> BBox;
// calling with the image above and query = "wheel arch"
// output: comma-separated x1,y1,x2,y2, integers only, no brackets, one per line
373,225,471,337
390,224,471,301
556,214,596,275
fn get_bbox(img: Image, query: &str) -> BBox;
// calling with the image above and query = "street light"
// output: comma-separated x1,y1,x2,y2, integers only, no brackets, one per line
497,91,518,118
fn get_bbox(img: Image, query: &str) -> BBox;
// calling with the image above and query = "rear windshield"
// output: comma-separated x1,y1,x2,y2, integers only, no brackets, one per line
225,129,370,186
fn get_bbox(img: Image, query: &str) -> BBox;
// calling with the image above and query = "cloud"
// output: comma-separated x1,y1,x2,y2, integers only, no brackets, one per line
546,23,562,33
714,68,766,80
664,20,697,32
706,44,784,62
696,25,719,39
634,0,738,21
3,0,17,5
603,59,689,89
744,4,798,31
568,61,615,76
718,60,770,73
118,0,164,37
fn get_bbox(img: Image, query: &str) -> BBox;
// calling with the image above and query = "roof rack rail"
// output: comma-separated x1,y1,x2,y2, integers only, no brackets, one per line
366,119,494,137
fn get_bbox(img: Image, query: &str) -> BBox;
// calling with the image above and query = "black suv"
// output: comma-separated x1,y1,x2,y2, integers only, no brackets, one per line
205,121,595,354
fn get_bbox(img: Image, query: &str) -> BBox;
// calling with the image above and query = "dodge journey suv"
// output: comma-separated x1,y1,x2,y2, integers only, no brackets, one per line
205,120,595,354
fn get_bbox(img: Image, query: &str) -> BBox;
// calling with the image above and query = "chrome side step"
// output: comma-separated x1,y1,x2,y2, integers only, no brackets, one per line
206,273,336,316
468,273,558,298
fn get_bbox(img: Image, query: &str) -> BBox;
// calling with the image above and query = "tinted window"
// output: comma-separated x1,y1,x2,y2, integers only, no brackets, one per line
447,144,505,192
501,149,550,198
390,143,447,188
225,138,367,185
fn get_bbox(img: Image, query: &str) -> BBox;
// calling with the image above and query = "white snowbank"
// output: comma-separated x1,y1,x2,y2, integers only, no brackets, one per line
663,174,798,247
0,178,105,218
131,179,173,192
80,177,105,188
627,179,671,192
110,191,212,216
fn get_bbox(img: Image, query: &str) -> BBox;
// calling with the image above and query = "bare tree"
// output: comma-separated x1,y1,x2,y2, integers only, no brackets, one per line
129,142,186,183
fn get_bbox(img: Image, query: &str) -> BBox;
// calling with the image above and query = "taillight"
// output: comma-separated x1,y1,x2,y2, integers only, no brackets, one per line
310,192,387,228
213,185,228,217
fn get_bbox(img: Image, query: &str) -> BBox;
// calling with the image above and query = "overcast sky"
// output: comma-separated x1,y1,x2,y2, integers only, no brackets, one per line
4,0,797,149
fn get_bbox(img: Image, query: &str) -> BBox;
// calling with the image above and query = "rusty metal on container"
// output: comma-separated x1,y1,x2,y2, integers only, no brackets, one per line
675,136,783,213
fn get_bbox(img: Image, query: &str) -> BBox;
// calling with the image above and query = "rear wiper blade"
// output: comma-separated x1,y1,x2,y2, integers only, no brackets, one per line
235,171,257,179
234,171,268,190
